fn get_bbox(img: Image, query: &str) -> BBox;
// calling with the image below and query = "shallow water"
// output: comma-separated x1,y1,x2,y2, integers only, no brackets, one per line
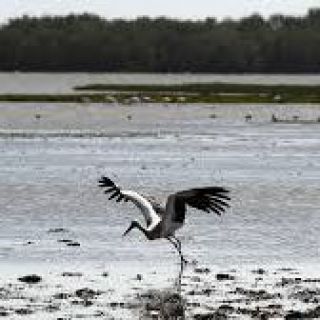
0,103,319,318
1,72,320,94
0,108,319,268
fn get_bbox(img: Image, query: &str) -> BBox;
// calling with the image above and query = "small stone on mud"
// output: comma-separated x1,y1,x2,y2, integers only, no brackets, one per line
136,274,143,281
252,268,266,275
75,288,102,300
18,274,42,284
216,273,235,281
53,292,71,299
62,272,83,277
194,267,210,274
57,239,73,243
102,272,109,277
48,228,68,233
66,241,80,247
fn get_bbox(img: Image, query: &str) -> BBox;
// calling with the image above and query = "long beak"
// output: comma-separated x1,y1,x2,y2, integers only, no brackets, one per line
123,224,134,237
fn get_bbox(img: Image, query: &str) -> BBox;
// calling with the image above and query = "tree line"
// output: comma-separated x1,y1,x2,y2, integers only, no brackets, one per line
0,9,320,73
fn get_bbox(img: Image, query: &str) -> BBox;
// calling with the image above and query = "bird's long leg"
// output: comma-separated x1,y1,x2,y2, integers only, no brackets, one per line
167,237,185,291
167,237,188,265
173,236,189,265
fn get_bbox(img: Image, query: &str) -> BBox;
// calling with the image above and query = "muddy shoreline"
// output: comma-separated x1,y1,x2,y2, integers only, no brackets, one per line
1,263,320,319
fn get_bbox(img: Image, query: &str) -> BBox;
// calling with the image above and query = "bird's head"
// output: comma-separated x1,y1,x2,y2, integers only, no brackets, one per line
123,220,140,236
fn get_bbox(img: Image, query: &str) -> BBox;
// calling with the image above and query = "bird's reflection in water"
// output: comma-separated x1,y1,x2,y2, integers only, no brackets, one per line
137,262,186,319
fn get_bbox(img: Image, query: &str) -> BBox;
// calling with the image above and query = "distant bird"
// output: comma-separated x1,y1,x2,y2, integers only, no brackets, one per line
98,176,231,264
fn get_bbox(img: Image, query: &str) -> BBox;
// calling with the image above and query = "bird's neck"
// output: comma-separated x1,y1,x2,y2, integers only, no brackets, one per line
136,223,152,240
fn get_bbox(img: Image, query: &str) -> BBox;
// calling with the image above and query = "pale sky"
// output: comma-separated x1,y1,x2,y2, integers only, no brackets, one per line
1,0,319,22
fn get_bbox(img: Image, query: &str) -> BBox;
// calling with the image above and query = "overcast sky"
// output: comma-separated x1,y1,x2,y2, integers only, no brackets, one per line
1,0,319,22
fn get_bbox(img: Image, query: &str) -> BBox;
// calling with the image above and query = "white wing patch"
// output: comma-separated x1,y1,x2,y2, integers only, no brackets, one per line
121,190,161,228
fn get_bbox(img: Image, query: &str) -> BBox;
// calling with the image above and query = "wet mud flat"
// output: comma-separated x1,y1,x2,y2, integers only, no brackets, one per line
1,263,320,319
0,102,320,318
0,102,320,135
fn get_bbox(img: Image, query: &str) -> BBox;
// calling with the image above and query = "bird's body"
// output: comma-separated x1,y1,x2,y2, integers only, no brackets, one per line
119,190,183,240
98,176,231,263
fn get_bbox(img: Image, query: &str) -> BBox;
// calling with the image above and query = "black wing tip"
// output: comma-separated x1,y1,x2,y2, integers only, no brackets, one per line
98,176,116,187
98,175,127,203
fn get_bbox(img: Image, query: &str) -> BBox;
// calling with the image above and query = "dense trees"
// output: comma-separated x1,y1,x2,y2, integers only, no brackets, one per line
0,10,320,72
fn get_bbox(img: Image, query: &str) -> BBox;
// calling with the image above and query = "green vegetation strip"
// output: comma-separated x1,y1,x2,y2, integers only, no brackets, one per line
2,82,320,103
74,82,320,96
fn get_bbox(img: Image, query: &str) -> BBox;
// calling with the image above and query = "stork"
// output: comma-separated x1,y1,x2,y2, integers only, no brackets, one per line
98,176,230,264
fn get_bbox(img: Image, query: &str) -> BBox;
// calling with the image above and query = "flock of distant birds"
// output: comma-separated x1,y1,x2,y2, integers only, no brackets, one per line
98,176,231,265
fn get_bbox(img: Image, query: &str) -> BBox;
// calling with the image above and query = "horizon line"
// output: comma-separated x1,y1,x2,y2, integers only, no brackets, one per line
0,7,318,23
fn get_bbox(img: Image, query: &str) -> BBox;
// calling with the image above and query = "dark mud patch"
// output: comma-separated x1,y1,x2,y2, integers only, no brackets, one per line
18,274,42,284
276,277,302,287
0,307,9,317
57,239,73,243
15,308,34,315
285,306,320,319
232,287,282,301
216,273,235,281
75,288,103,300
138,289,185,319
289,288,320,303
66,241,80,247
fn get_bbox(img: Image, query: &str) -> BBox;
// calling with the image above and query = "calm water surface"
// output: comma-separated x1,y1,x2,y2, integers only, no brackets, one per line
1,72,320,94
0,118,319,271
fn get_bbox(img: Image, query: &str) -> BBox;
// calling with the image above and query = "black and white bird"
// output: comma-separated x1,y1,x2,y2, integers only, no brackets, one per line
98,176,231,264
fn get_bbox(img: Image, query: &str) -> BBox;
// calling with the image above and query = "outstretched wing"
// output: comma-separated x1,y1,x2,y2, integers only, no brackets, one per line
165,187,231,223
98,176,160,227
98,176,128,203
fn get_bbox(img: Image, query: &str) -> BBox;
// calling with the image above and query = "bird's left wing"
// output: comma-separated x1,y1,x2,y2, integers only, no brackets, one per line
165,186,231,223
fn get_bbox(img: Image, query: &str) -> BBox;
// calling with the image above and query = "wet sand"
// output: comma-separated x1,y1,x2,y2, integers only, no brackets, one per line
1,102,320,319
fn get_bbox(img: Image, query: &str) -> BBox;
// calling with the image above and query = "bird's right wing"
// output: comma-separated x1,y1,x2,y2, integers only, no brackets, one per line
98,176,160,227
98,176,128,203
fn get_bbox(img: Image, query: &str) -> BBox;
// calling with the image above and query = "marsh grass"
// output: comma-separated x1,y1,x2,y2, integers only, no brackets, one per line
2,82,320,103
